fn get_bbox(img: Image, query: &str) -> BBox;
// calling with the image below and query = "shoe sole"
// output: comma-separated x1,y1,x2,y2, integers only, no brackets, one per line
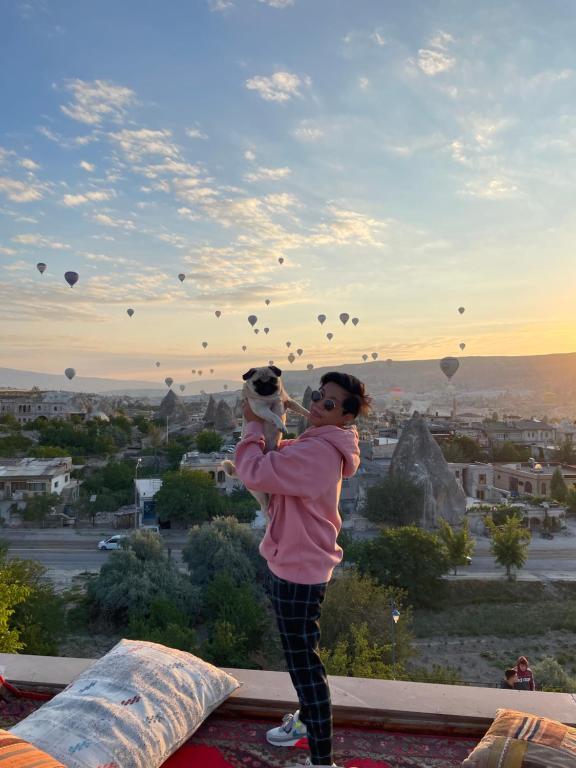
266,733,307,747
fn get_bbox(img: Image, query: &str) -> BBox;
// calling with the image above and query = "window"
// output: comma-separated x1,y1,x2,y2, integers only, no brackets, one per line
27,482,46,492
54,481,59,488
478,474,486,484
209,471,215,480
65,475,69,482
476,490,485,500
12,481,27,491
217,471,225,483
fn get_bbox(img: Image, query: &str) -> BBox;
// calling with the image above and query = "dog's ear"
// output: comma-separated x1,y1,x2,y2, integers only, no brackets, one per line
242,368,257,381
268,365,282,377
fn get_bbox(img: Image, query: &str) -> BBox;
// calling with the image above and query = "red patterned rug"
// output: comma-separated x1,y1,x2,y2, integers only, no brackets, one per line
164,716,478,768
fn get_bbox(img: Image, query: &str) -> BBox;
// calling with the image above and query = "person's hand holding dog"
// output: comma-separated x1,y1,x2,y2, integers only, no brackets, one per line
243,399,265,423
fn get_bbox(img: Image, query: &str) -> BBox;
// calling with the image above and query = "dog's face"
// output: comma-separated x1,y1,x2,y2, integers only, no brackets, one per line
242,365,283,397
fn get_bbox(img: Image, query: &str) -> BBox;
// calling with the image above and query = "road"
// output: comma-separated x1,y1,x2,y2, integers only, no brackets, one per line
5,542,185,570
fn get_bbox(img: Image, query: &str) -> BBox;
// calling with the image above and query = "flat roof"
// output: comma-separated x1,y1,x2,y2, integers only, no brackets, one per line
0,457,72,479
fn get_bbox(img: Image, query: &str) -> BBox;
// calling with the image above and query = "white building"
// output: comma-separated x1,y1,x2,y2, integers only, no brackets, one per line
0,389,87,425
0,457,78,523
447,462,504,503
134,478,163,527
180,451,238,493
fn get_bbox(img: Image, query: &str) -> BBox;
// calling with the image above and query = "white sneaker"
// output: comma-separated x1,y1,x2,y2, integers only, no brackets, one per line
267,709,308,746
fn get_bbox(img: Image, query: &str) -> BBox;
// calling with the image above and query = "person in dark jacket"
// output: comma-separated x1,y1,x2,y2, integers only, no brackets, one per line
500,668,518,689
514,656,536,690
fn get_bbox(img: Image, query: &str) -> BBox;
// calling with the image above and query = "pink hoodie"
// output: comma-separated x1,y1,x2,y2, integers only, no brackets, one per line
234,421,360,585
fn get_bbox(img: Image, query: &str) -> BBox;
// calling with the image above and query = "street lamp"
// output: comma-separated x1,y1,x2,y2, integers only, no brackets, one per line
391,601,401,680
134,458,143,530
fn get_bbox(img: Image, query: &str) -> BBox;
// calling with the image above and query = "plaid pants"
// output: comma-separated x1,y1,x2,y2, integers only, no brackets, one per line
266,568,332,766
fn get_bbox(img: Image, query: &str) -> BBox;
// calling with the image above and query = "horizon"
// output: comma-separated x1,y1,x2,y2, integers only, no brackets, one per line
2,1,576,384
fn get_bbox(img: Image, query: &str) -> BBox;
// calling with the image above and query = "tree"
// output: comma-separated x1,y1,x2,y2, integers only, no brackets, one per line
441,436,485,463
566,488,576,516
491,441,531,462
358,526,450,607
533,657,573,692
23,493,60,524
364,474,423,527
222,487,258,524
126,597,198,653
322,623,398,680
195,430,224,453
154,470,224,527
202,620,249,668
437,518,475,575
182,516,264,587
556,437,576,465
551,467,568,502
484,513,531,580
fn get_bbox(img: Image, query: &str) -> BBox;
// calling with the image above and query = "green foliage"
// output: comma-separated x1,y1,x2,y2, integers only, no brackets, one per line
29,445,69,458
320,571,413,665
165,437,194,470
132,415,151,435
222,487,258,524
566,488,576,516
364,474,423,526
437,518,475,575
0,415,21,430
182,516,263,587
551,467,568,502
195,431,224,453
155,470,224,526
86,532,201,628
126,598,198,653
336,528,365,564
322,623,399,679
22,493,60,523
0,433,33,457
556,437,576,465
201,572,267,667
533,657,574,692
441,436,485,463
490,504,525,526
357,526,450,607
83,460,135,494
491,441,531,462
36,419,127,456
484,514,531,580
406,664,463,685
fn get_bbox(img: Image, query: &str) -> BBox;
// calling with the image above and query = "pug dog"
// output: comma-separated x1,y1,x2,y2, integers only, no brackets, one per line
222,365,310,514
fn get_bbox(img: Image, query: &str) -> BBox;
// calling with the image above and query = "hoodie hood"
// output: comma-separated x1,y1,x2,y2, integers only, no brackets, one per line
299,424,360,477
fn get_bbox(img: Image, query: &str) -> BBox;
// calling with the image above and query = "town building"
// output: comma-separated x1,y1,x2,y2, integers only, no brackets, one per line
492,461,576,497
180,451,238,493
483,419,557,455
447,462,503,503
0,389,87,425
135,478,164,528
0,457,78,523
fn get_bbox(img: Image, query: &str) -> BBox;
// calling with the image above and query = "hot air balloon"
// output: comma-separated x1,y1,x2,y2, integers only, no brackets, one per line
36,262,47,275
155,362,161,368
64,271,79,287
459,342,466,351
286,341,292,348
248,315,257,327
326,332,333,341
278,257,284,264
210,369,214,374
191,369,196,374
265,299,271,306
127,308,134,318
440,356,460,381
317,314,326,325
179,384,186,392
198,370,203,376
307,363,314,371
254,328,260,335
178,273,186,282
371,352,378,360
268,360,274,365
64,368,76,381
296,348,303,356
202,341,208,349
264,327,270,335
223,384,228,390
288,353,295,364
362,354,368,362
339,313,350,325
165,377,173,388
242,346,247,352
458,307,465,315
352,317,359,326
386,358,393,366
215,310,222,318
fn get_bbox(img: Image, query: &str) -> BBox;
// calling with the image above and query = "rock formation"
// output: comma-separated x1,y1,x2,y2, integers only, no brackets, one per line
203,395,217,429
158,389,188,423
390,412,466,529
214,399,237,433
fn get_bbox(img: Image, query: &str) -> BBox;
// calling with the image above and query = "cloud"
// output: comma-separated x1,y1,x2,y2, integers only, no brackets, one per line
186,125,208,140
92,213,136,230
0,148,14,165
244,166,292,182
371,29,386,47
245,71,311,102
415,49,456,76
244,150,256,161
429,30,455,51
79,160,95,172
109,128,179,162
207,0,234,10
0,177,45,202
0,246,17,255
359,77,370,90
12,233,70,249
526,69,573,89
293,121,324,142
258,0,294,7
462,177,519,199
20,158,40,171
60,79,136,125
62,189,116,207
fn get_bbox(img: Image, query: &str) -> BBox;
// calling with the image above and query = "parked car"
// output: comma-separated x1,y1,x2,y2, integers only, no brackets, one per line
97,534,128,551
140,524,160,534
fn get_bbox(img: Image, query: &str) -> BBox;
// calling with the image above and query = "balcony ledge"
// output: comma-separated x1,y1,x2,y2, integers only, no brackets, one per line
1,652,576,737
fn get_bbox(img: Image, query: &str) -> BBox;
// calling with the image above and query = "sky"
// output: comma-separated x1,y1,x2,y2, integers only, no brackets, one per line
2,0,576,385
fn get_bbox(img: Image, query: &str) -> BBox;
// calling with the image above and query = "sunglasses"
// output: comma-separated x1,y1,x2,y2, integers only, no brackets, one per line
311,390,338,411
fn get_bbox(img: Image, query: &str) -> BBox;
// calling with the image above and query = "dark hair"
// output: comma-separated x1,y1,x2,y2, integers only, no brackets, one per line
504,668,517,680
516,656,528,667
320,372,372,418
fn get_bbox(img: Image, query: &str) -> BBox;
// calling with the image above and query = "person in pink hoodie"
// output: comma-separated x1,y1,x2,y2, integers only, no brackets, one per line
235,371,370,768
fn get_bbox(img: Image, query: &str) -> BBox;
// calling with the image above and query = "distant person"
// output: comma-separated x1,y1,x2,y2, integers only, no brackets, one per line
235,372,370,768
514,656,536,691
500,668,518,689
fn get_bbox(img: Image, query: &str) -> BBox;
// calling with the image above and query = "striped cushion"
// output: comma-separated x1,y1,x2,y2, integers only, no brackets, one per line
462,708,576,766
0,729,65,767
